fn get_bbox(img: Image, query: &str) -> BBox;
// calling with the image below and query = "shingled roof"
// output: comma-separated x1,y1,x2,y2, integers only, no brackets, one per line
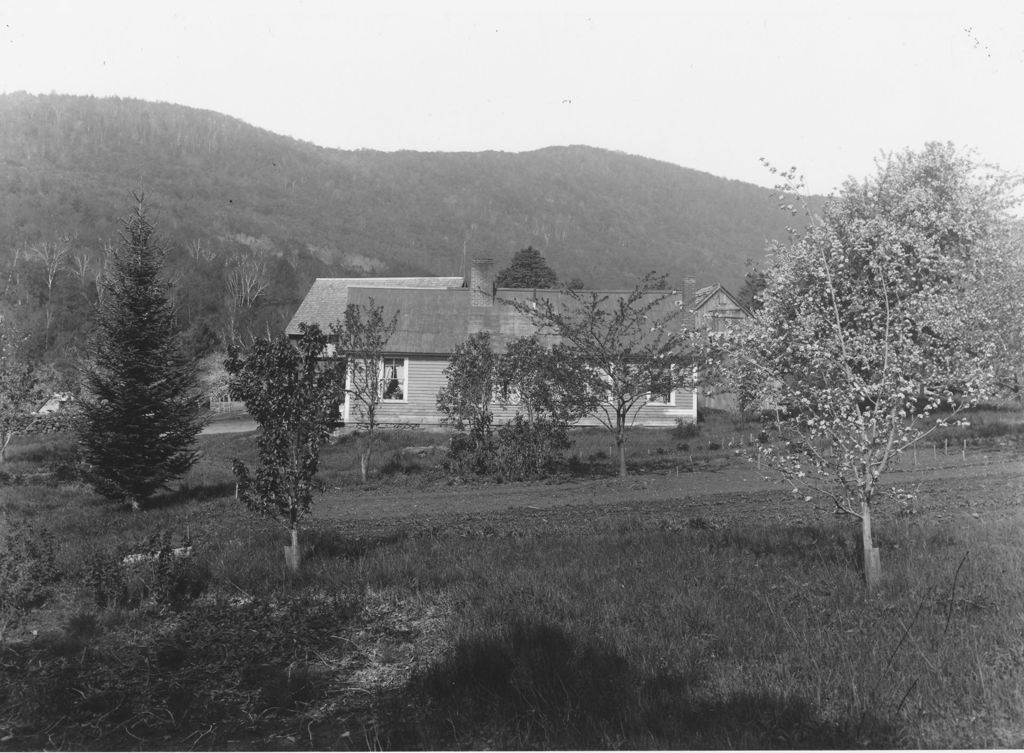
285,277,463,335
694,285,718,309
345,287,474,354
287,276,693,354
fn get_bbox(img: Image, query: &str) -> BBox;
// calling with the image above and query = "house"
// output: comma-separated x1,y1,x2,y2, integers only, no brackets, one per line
286,259,698,428
693,284,749,333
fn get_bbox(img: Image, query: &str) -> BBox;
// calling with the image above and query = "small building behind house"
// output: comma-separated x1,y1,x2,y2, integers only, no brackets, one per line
693,284,751,412
694,284,748,333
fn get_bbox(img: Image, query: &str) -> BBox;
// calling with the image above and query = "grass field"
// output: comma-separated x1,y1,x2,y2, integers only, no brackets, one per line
0,408,1022,749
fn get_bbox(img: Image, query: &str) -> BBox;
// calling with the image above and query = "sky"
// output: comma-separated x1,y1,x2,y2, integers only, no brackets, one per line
1,0,1023,195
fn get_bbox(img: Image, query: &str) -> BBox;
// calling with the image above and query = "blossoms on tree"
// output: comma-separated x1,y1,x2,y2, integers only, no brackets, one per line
728,144,1021,591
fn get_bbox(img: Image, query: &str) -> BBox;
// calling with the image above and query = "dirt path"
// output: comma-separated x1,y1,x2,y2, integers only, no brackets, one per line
314,451,1024,534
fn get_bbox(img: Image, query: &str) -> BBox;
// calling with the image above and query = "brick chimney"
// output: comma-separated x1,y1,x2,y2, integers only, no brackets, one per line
679,277,696,329
469,258,495,307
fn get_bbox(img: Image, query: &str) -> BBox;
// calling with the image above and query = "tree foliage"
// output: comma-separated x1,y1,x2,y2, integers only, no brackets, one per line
975,221,1024,399
0,324,55,462
226,324,344,570
437,333,592,480
330,300,399,482
494,336,594,426
508,275,690,477
495,246,559,289
731,144,1020,590
735,266,767,313
493,337,591,479
79,199,204,510
437,332,499,476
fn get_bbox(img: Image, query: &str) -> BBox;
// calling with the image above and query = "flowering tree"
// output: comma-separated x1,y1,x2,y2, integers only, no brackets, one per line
731,144,1020,591
976,222,1024,399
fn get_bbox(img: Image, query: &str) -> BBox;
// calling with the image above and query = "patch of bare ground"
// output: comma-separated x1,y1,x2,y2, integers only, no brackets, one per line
266,589,457,750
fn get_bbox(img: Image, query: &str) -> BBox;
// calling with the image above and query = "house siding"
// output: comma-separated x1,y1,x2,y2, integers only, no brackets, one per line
348,355,449,426
695,287,747,333
573,390,696,428
344,353,696,428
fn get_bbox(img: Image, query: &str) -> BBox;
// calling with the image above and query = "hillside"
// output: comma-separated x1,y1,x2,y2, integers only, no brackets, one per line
0,92,803,362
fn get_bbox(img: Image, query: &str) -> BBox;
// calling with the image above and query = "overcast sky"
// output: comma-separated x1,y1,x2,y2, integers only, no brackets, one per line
2,0,1022,195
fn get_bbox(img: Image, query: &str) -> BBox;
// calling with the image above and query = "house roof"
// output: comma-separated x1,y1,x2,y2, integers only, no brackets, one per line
694,285,722,310
342,287,553,354
288,277,692,355
285,276,463,335
345,286,474,354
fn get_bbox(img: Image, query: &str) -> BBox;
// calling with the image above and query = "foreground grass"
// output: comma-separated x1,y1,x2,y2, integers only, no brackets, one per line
0,432,1022,749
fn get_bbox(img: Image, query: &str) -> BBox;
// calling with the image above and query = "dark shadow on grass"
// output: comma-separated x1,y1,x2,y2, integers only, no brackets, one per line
372,619,903,750
304,526,411,562
147,481,239,509
705,523,863,569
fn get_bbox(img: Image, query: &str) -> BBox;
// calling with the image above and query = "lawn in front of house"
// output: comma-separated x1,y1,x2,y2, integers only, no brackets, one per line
1,419,1022,749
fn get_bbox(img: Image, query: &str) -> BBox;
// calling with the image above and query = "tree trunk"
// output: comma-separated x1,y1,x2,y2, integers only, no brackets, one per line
617,438,627,478
862,498,881,593
360,432,374,483
283,526,301,572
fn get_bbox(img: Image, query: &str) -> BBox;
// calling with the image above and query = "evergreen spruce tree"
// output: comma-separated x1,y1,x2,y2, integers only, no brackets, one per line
494,246,559,288
79,197,204,510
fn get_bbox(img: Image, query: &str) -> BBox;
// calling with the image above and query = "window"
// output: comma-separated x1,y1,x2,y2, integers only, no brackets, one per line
381,357,407,401
493,382,522,406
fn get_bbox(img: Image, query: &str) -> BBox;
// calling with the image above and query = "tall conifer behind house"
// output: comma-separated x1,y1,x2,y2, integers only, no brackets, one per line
79,197,204,510
495,246,559,288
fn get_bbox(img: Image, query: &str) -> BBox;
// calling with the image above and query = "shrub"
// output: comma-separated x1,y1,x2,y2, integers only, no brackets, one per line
0,519,60,613
673,419,700,439
494,416,570,481
87,531,208,611
378,451,423,476
443,426,495,478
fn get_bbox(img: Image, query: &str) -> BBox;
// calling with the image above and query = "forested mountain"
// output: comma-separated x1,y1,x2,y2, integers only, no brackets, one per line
0,92,805,368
